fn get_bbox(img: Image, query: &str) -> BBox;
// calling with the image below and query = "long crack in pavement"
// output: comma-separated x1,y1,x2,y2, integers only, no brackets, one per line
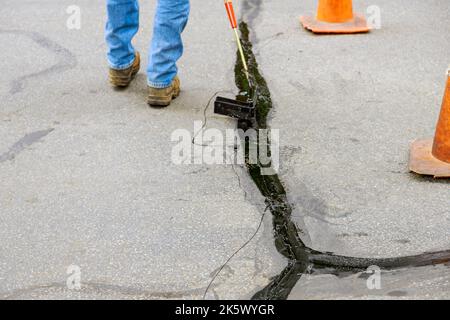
233,19,450,300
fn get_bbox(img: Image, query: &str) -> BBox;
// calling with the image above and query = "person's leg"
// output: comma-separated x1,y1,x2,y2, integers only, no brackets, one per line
148,0,190,88
105,0,139,70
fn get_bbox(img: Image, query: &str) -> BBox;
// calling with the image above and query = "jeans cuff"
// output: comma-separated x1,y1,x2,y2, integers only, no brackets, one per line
147,80,173,89
108,55,135,70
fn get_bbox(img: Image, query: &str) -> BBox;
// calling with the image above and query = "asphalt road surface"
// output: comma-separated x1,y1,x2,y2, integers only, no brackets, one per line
0,0,449,299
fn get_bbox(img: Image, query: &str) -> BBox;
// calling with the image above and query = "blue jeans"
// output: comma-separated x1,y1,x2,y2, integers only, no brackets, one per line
105,0,190,88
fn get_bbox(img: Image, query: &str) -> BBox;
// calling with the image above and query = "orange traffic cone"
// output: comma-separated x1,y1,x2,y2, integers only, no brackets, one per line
409,69,450,178
300,0,369,34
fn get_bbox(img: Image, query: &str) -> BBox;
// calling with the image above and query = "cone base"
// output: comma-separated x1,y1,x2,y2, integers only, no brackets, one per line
300,14,370,34
409,139,450,178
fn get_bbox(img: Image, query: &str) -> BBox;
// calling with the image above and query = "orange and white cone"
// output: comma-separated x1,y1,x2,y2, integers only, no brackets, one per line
300,0,369,34
409,68,450,178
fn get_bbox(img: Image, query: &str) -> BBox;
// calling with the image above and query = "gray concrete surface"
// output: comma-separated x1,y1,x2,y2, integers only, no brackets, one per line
247,0,450,259
243,0,450,299
0,0,286,299
289,264,450,300
2,0,450,301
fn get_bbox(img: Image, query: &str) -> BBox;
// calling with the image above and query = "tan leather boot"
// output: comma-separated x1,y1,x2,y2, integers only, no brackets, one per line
147,76,181,107
108,52,140,87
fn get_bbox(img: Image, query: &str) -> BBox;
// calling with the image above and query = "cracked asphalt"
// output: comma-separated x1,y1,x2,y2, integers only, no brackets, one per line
245,0,450,298
0,0,285,299
1,0,449,300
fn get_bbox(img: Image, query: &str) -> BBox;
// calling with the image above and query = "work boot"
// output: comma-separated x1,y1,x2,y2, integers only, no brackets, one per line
147,76,180,107
109,52,140,87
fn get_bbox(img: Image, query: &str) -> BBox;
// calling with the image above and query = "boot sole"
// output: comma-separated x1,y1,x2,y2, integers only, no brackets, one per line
110,67,140,87
110,54,141,88
147,88,180,107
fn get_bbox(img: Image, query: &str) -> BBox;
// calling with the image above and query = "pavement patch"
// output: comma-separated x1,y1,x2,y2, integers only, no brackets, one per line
0,128,54,163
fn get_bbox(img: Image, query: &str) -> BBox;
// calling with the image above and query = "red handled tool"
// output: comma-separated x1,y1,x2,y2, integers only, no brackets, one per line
224,0,249,81
214,0,257,129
